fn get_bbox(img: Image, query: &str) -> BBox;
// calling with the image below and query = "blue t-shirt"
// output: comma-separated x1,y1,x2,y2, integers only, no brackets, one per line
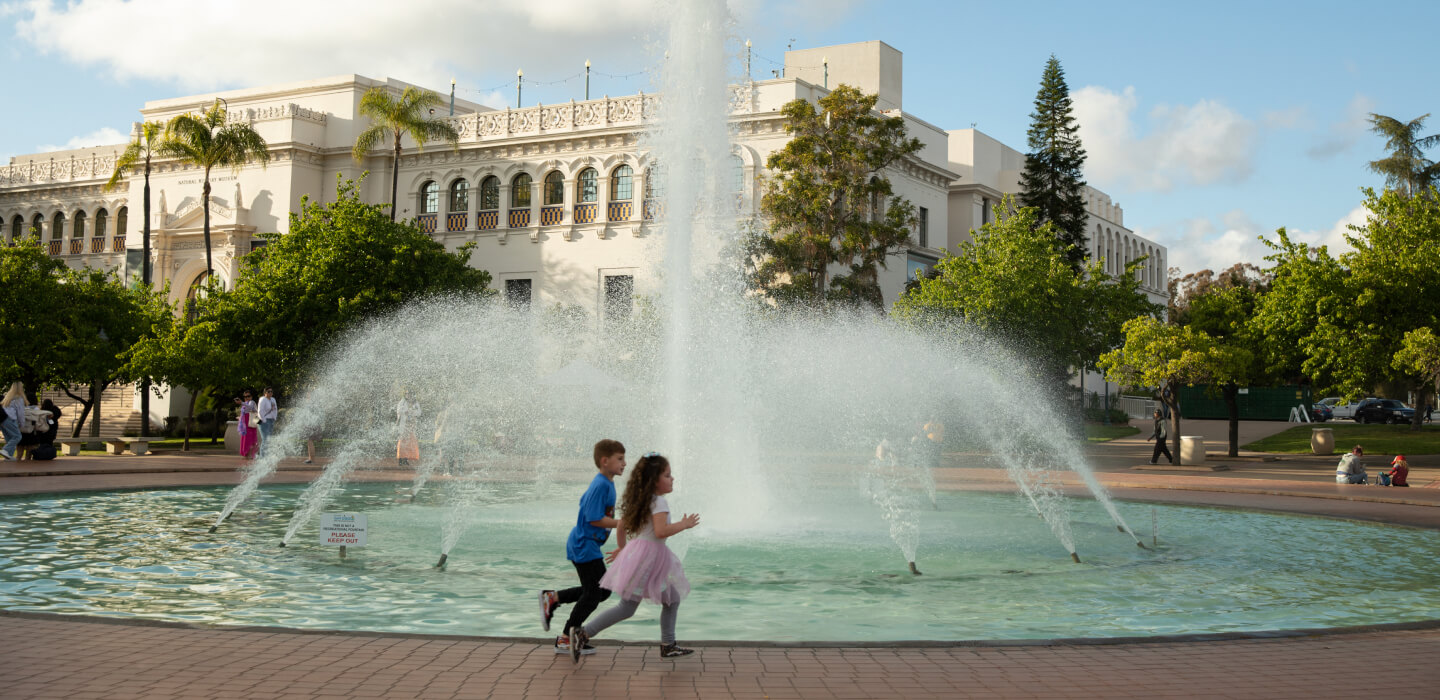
566,473,616,563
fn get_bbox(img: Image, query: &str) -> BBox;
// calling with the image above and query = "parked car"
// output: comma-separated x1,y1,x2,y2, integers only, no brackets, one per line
1318,396,1362,419
1310,404,1332,422
1352,399,1415,424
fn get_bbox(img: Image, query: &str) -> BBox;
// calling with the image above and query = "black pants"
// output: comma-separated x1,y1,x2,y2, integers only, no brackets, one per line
558,557,610,634
1151,438,1173,464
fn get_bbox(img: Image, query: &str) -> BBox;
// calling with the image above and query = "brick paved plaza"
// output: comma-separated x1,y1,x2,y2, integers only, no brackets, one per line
3,420,1439,699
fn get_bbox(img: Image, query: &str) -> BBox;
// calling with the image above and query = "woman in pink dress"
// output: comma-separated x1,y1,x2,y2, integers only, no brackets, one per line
234,390,258,459
569,452,700,662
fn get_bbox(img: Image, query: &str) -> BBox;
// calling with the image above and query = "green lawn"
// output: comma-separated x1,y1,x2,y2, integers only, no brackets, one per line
1084,424,1141,442
1242,423,1440,455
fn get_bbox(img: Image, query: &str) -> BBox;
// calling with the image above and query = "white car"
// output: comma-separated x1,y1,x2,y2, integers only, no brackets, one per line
1318,397,1363,419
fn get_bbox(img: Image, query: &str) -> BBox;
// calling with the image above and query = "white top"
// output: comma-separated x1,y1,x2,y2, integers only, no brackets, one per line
396,399,421,431
635,495,671,542
1336,453,1364,482
257,395,278,421
3,398,23,425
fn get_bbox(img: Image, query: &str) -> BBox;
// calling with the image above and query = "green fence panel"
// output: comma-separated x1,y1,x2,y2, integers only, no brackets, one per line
1177,385,1313,421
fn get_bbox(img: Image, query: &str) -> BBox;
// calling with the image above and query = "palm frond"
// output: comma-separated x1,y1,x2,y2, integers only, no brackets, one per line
352,123,391,162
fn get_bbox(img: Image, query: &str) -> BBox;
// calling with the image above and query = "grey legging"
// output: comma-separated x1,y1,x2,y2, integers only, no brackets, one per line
582,597,680,645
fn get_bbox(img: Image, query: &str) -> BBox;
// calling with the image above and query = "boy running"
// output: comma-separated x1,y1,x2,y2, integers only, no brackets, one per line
539,439,626,655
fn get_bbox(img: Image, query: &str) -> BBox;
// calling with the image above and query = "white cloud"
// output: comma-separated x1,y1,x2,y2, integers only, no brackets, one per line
1073,85,1257,192
8,0,853,93
37,126,127,152
1306,94,1374,159
1147,205,1365,277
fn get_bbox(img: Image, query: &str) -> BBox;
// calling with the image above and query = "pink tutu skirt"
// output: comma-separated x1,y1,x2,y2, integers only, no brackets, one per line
600,539,690,605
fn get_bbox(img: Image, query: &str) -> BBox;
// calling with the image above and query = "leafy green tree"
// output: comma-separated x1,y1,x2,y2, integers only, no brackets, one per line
352,86,462,221
1252,188,1440,429
53,268,172,438
1367,113,1439,197
1393,327,1440,418
106,120,166,436
204,176,496,386
755,84,922,309
0,238,71,402
160,99,271,279
1018,55,1090,270
1249,229,1347,386
1177,282,1270,456
1098,316,1251,458
125,319,274,449
895,199,1158,389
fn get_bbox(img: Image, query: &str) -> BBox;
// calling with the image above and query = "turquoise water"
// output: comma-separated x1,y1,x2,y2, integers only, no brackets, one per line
1,483,1437,641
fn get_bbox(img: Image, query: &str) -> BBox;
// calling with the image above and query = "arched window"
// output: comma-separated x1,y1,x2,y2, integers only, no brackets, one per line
96,208,109,237
511,173,532,208
578,168,598,203
419,180,438,214
116,207,128,236
32,214,44,238
479,176,499,210
188,270,212,300
543,171,564,205
449,179,469,212
868,176,882,223
11,215,22,240
53,212,66,240
74,210,87,238
610,164,633,201
732,155,745,193
645,166,664,200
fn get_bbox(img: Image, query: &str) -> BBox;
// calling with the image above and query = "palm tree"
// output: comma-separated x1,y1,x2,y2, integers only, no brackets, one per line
159,99,271,278
106,121,165,287
352,86,461,221
1367,113,1440,197
105,120,164,438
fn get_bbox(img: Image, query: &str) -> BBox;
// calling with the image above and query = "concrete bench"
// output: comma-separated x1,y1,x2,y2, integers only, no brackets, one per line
57,437,151,456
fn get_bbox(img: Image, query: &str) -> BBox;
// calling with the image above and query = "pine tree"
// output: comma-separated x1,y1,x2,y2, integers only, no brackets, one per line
1018,55,1090,271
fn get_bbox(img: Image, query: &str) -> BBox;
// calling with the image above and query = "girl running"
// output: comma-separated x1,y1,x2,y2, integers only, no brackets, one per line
570,452,699,662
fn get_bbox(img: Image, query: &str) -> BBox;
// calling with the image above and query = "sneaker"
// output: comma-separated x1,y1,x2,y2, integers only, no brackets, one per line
553,635,595,655
569,627,589,663
539,590,557,632
659,644,694,659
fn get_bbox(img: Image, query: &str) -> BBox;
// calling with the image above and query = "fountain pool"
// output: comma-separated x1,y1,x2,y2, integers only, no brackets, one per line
3,483,1438,642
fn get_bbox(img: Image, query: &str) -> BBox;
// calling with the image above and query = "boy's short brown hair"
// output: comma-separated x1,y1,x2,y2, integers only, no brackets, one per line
593,439,625,468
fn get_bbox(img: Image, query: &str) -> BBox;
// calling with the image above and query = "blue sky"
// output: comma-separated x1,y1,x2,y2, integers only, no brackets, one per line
2,0,1435,276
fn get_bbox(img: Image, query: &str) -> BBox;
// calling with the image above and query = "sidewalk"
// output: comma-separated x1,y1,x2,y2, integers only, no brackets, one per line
2,431,1439,699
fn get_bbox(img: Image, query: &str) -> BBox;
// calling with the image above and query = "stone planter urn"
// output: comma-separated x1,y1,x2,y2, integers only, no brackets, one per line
1179,436,1206,465
1311,427,1334,455
223,420,239,450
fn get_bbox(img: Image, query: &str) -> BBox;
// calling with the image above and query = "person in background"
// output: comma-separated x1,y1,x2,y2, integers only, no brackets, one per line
1148,409,1173,465
1381,455,1409,487
1,381,25,461
257,387,278,455
1335,445,1367,484
395,389,421,467
234,390,258,459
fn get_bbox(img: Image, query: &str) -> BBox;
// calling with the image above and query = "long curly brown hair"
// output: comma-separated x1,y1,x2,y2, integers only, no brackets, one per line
620,453,669,537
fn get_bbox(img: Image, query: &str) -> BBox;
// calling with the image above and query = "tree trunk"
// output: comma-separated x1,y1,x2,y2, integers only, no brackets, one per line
390,134,402,221
182,390,197,451
1223,383,1239,457
141,165,152,438
91,379,101,439
202,176,213,278
1413,385,1433,432
62,386,94,438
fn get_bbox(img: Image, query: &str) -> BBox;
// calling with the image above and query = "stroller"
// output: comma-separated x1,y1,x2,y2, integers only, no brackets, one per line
16,405,58,460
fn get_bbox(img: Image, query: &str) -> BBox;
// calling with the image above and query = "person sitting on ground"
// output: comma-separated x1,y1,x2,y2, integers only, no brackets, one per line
1381,455,1409,487
1335,445,1367,484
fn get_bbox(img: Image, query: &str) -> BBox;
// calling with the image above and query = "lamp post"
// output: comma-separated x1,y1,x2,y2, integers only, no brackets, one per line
516,69,523,108
449,78,455,116
744,39,751,81
585,60,591,100
823,56,828,89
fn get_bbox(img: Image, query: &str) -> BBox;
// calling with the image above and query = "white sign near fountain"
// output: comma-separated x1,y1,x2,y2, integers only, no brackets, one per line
319,513,367,547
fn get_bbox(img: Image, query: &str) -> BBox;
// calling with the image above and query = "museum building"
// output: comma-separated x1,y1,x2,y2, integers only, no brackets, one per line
0,41,1165,430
